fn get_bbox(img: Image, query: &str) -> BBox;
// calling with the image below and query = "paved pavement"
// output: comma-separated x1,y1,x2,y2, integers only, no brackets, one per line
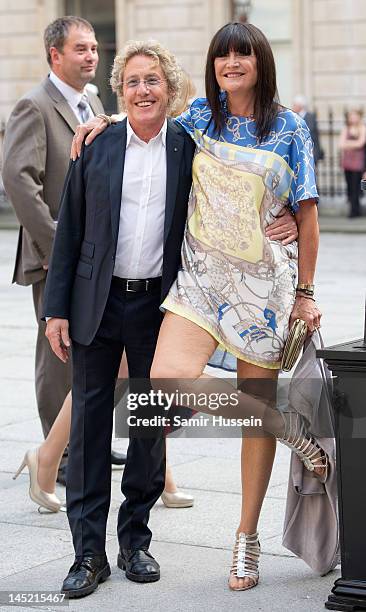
1,229,366,612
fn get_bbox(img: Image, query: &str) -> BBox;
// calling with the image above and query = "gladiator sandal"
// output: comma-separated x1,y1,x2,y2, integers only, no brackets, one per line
277,411,328,482
229,532,260,591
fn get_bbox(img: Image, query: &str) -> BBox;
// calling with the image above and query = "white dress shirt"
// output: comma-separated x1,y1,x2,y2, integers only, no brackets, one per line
113,119,167,279
49,71,94,123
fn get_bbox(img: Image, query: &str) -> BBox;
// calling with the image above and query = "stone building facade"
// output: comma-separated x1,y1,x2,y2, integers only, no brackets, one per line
1,0,365,121
1,0,365,200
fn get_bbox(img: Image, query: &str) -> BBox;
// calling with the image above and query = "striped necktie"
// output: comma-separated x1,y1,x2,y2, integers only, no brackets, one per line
77,94,93,123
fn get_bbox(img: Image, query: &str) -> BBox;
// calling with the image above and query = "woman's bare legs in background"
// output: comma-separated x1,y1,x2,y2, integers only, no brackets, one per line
36,351,133,495
36,349,190,505
37,391,71,493
114,349,191,501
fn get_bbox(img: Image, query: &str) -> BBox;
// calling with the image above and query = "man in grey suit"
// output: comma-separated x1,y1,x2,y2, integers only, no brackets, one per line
2,16,103,480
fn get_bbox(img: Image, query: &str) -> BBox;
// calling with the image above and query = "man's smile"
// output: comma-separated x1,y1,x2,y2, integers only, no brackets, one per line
135,100,155,107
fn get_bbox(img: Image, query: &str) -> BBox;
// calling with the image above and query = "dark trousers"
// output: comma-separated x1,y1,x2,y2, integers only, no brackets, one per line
67,282,165,557
344,169,363,217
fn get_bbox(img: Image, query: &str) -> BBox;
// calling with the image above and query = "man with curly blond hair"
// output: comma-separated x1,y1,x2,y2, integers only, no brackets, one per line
43,40,195,598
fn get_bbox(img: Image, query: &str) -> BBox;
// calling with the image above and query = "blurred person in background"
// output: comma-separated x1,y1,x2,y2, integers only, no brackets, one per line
170,69,196,117
339,108,366,218
293,94,323,166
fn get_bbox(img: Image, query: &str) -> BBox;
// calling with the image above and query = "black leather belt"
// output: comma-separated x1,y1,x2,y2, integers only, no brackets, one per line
112,276,162,292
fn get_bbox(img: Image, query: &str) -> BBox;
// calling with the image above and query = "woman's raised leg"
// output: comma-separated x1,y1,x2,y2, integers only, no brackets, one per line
151,311,218,380
152,312,274,423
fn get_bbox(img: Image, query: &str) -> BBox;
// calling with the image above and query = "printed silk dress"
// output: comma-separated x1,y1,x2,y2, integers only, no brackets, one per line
163,96,318,369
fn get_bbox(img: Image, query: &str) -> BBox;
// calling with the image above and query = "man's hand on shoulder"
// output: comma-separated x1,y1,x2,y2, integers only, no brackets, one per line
45,318,71,363
70,113,123,159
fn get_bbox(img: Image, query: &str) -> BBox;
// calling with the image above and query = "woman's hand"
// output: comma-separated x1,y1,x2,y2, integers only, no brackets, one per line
290,295,322,332
71,116,110,160
265,208,298,245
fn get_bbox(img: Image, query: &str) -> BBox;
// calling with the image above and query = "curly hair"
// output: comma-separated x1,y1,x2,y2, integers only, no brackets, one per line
170,69,196,118
110,40,182,114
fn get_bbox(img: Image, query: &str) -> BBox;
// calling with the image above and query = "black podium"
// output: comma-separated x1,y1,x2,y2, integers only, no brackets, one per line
318,338,366,611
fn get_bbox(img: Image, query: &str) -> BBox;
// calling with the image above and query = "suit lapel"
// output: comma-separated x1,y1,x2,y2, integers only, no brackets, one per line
43,78,102,132
164,121,184,244
43,78,79,133
54,99,79,132
108,120,127,247
89,95,102,116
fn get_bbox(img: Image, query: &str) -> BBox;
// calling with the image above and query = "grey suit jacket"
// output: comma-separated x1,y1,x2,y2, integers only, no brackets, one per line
2,77,103,286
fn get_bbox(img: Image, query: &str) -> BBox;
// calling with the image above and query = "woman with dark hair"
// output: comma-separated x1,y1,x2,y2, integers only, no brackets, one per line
151,21,323,592
72,23,323,592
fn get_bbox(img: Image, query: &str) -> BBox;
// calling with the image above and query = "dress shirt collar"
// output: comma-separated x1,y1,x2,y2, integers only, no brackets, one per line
126,118,167,148
49,71,87,109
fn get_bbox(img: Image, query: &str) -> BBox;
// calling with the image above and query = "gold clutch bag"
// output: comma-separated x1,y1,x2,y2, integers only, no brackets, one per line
281,318,308,372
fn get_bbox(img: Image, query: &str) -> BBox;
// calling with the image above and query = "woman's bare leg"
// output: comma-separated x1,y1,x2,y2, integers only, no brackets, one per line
151,312,274,424
151,312,218,379
37,391,71,492
228,362,278,590
152,312,220,495
152,313,286,591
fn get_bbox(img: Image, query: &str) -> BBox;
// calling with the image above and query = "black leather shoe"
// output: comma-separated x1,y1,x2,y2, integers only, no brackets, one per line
61,554,111,598
111,450,127,466
117,549,160,583
56,464,67,487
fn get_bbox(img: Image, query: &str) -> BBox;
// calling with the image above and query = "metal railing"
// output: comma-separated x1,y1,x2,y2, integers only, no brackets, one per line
316,109,347,199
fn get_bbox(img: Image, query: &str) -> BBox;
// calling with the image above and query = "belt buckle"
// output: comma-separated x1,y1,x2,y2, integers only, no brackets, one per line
126,279,136,292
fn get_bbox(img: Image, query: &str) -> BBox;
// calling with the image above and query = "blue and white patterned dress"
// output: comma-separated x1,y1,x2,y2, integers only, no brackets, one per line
163,96,318,369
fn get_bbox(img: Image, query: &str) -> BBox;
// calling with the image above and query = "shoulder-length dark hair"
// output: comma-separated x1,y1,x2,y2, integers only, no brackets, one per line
205,22,279,142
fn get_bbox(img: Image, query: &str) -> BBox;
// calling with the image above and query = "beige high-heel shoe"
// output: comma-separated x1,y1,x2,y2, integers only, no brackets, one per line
161,489,194,508
13,448,62,512
229,532,261,591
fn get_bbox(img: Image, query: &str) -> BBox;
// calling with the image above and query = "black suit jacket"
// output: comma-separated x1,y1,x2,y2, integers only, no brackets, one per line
43,118,195,345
